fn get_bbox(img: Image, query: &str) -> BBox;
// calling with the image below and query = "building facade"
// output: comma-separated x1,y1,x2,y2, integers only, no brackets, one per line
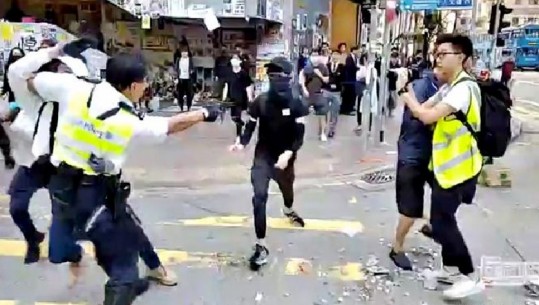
503,0,539,26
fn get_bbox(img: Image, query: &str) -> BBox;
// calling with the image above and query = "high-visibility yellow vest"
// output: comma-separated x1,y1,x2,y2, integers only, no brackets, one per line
52,86,136,175
430,71,483,189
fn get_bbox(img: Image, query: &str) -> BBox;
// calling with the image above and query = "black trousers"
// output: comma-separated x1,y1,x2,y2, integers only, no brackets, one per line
251,152,295,239
230,100,247,137
341,83,357,114
430,176,478,275
177,79,193,111
0,125,11,160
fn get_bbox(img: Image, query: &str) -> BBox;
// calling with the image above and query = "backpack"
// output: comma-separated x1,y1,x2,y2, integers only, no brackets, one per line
454,77,512,158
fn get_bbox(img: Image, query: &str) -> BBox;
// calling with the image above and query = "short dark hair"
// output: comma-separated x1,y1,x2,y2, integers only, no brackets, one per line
106,53,147,92
37,59,62,73
350,46,359,52
435,33,473,59
337,42,347,49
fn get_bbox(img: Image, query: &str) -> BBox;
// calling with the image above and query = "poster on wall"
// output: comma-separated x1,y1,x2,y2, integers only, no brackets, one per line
0,22,73,79
221,0,246,17
108,0,173,18
254,24,287,94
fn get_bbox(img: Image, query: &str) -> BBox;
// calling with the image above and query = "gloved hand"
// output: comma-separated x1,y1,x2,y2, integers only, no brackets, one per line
88,154,115,174
201,104,222,122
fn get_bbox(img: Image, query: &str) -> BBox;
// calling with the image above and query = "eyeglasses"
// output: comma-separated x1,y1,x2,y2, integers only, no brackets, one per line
434,52,461,59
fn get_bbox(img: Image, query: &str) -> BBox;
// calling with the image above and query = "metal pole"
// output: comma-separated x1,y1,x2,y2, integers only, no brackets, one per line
361,8,379,151
470,0,477,32
489,0,501,69
375,13,392,145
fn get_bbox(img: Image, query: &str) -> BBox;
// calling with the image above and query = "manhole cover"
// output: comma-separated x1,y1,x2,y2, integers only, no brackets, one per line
359,168,395,184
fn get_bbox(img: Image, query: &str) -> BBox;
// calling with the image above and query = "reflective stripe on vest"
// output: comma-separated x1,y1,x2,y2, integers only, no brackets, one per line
430,71,483,189
52,89,135,175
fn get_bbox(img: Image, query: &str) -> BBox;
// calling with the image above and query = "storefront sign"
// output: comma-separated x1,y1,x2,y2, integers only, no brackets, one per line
106,0,246,18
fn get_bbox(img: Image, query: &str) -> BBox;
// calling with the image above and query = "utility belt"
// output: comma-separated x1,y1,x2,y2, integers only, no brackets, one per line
50,162,133,226
30,154,56,186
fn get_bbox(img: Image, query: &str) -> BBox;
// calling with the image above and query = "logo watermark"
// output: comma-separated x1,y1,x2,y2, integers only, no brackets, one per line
479,256,539,286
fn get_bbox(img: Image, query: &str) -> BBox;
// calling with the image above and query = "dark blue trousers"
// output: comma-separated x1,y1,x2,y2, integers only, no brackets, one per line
8,166,44,244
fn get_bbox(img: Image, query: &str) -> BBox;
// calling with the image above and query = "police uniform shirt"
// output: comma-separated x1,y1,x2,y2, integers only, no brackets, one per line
248,92,309,159
7,47,60,167
31,73,169,173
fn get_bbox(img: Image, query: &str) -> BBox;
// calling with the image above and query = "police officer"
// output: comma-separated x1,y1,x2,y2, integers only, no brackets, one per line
28,52,221,304
6,40,77,264
11,43,175,287
229,57,309,271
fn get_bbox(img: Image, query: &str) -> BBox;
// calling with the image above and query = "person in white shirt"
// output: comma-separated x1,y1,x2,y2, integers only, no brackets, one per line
6,42,69,264
176,46,195,112
28,52,221,304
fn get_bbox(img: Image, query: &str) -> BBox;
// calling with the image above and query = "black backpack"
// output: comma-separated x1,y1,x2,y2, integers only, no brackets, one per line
454,77,512,158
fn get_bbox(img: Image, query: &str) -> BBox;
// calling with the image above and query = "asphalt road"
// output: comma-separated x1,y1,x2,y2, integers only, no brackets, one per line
0,76,538,304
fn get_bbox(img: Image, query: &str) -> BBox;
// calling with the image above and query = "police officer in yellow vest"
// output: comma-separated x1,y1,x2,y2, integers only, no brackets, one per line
400,34,484,300
28,52,221,305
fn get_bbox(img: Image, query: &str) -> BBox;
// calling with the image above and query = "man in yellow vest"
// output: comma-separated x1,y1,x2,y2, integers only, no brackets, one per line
399,34,484,300
27,52,221,305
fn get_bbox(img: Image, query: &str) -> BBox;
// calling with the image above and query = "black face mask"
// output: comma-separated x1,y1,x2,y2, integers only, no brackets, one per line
268,75,292,104
269,75,291,93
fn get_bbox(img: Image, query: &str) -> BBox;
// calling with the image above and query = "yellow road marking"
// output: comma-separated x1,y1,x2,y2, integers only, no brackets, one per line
161,216,364,234
0,301,16,305
0,239,364,281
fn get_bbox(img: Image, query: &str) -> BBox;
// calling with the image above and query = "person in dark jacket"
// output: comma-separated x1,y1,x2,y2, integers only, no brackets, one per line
175,45,196,111
323,50,345,138
0,47,24,169
390,68,439,270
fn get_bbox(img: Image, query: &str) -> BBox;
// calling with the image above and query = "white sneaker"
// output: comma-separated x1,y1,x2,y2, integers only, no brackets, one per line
234,136,241,145
443,276,485,300
320,134,328,142
432,266,462,284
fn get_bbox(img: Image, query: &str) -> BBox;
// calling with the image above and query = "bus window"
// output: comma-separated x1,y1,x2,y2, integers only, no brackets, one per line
501,50,513,56
525,28,539,38
517,48,538,56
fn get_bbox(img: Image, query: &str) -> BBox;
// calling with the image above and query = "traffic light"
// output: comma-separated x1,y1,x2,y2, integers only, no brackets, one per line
489,4,513,34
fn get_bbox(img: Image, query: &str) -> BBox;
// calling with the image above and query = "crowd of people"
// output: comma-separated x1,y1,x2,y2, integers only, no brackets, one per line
0,31,515,304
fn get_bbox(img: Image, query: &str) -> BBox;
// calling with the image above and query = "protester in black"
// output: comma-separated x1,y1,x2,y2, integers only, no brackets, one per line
223,54,254,143
230,57,309,271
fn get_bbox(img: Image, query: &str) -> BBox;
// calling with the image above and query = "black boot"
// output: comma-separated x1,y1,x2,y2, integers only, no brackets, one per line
104,283,137,305
24,231,45,264
103,280,149,305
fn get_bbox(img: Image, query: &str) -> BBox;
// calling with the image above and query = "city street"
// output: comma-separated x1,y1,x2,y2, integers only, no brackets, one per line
0,74,538,304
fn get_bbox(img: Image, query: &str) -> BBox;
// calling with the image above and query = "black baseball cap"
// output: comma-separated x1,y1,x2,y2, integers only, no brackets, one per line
265,56,293,75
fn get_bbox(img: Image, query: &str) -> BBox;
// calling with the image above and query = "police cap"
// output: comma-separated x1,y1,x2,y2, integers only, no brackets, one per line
265,56,293,75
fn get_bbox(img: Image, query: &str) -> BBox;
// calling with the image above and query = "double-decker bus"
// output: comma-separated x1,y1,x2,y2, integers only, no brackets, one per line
501,24,539,69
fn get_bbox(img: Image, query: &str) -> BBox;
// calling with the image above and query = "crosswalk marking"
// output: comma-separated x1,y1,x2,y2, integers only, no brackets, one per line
0,301,16,305
160,216,364,234
0,239,364,281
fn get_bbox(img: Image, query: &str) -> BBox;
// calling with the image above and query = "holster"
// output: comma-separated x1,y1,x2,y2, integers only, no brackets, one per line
104,179,132,222
30,154,57,186
49,162,83,220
